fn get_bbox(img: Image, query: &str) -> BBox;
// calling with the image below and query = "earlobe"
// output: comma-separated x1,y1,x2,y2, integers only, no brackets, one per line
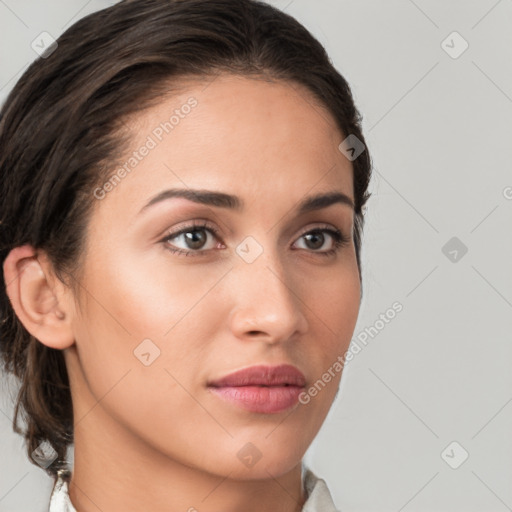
3,245,75,350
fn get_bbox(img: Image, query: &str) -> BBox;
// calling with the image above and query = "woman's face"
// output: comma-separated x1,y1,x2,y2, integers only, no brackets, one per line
66,74,360,479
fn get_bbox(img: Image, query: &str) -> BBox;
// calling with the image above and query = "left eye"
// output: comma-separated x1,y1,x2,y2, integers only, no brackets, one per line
293,229,341,252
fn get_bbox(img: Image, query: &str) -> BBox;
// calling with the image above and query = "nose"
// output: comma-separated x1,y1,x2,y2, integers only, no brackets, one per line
227,247,309,344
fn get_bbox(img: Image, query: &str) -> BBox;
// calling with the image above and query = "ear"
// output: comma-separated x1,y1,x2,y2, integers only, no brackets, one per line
3,245,75,349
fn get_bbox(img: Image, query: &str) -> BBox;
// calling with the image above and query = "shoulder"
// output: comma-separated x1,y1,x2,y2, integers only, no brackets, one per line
302,465,341,512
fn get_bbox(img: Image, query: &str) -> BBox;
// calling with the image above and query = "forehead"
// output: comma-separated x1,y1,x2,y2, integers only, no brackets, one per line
96,74,354,219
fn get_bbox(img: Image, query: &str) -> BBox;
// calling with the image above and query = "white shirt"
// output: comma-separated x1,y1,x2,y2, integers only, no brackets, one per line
48,465,340,511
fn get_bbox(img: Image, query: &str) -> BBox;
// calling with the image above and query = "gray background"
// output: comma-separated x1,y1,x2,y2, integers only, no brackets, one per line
1,1,511,511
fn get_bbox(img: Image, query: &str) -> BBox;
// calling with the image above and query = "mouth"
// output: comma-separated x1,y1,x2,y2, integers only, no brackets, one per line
207,364,306,414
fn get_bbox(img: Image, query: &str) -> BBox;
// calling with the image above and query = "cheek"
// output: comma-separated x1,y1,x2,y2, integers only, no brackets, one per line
81,246,221,337
72,249,226,385
69,254,218,438
293,268,359,419
308,264,361,346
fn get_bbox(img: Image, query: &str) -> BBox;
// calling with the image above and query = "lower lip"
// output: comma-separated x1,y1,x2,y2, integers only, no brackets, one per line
209,385,304,414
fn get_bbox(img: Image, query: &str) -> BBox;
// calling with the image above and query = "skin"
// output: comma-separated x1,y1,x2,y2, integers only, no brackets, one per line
4,74,360,512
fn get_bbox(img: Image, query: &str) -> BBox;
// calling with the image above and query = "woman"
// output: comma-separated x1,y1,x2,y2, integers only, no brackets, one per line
0,0,372,510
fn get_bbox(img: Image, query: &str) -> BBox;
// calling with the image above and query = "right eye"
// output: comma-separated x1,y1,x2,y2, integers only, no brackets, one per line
161,221,223,256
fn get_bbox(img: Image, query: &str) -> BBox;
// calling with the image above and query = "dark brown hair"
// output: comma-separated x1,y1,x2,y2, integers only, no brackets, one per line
0,0,372,480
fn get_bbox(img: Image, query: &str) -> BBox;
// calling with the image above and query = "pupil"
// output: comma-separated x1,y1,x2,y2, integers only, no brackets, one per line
306,231,324,249
185,230,206,249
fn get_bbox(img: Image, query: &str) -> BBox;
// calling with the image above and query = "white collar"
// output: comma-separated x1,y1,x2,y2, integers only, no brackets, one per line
48,470,76,512
49,466,339,511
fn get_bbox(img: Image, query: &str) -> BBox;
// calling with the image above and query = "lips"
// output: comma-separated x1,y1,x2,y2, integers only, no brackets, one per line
208,364,306,388
207,364,306,414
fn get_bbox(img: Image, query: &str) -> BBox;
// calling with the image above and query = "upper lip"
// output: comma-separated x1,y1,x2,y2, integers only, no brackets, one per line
208,364,306,388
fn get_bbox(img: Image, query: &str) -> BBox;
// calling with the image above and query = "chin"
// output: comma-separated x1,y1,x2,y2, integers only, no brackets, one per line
219,455,304,482
209,436,309,481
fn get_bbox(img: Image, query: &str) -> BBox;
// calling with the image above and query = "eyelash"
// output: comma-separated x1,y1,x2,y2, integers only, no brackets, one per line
160,221,350,258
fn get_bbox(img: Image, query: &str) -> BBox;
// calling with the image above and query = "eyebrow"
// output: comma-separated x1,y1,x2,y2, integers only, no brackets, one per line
138,188,354,215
